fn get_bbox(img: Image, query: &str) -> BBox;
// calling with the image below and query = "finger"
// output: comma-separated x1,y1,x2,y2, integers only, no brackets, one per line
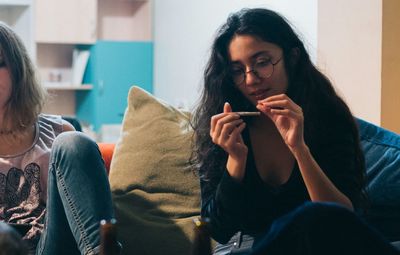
262,98,287,105
259,99,302,115
210,102,234,135
260,98,292,109
257,93,287,104
231,122,246,142
212,118,243,143
210,112,236,135
256,103,273,117
258,94,300,109
260,93,288,102
210,113,225,135
225,122,246,147
269,108,298,118
267,109,304,126
224,102,232,113
218,119,244,141
256,104,286,124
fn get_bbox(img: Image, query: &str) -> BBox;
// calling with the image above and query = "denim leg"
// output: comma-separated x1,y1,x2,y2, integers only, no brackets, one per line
213,232,241,255
213,232,261,255
36,132,114,255
252,202,400,255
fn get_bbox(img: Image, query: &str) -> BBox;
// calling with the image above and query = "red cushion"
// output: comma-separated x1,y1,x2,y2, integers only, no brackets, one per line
98,143,115,175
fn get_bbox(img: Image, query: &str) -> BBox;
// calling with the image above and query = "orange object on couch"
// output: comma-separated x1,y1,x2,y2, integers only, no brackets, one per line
97,143,115,175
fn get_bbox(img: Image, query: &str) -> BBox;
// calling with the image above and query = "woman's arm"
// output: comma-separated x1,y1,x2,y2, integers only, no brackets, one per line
202,102,250,242
61,119,76,132
200,172,245,243
257,94,356,210
210,102,247,181
292,143,354,210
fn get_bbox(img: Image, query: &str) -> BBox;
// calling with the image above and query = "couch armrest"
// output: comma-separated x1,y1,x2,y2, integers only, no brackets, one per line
98,143,115,175
356,118,400,241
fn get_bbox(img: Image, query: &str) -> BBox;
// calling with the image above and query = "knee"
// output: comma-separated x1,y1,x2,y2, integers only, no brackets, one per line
293,202,355,225
51,131,99,162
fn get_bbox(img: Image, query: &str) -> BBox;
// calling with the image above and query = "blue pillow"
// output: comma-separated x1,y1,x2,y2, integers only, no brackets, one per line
357,118,400,241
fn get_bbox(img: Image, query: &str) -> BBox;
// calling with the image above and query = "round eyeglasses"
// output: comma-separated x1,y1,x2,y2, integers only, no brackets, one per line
230,57,282,86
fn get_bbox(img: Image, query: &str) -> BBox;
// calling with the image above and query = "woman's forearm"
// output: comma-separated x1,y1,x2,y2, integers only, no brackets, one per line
292,144,354,210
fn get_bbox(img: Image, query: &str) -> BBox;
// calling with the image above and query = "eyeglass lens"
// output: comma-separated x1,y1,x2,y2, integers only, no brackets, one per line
232,61,275,85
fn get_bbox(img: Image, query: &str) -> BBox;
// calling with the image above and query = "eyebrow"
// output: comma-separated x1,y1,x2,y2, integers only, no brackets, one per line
251,51,272,59
230,51,272,65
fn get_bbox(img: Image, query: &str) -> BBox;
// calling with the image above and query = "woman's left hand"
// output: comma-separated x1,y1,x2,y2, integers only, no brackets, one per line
256,94,305,151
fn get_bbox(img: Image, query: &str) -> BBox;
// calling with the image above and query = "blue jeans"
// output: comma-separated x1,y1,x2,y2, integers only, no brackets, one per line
214,232,261,255
36,132,114,255
214,202,400,255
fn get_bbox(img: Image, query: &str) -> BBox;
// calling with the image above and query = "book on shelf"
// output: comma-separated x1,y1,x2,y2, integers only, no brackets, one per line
72,49,90,86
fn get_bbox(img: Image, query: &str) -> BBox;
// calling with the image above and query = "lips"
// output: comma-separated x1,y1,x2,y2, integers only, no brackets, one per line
249,89,269,100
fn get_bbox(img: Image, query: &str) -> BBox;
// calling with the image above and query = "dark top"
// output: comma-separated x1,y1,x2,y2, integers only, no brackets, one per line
200,113,362,244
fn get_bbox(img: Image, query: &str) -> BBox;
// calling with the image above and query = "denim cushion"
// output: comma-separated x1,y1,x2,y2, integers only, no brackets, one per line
357,118,400,241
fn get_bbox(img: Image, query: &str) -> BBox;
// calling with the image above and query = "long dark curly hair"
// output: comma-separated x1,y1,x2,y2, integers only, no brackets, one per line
191,8,366,207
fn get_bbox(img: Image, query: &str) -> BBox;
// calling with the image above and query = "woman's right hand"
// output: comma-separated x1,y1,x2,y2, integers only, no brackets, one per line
210,102,247,181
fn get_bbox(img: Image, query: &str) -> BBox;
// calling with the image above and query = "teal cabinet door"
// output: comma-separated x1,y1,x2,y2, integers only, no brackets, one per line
76,40,153,131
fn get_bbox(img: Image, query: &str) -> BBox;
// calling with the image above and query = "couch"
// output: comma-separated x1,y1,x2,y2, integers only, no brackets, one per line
356,118,400,248
97,86,400,254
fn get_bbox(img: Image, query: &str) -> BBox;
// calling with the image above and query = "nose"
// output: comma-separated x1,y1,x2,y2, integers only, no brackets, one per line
244,69,260,86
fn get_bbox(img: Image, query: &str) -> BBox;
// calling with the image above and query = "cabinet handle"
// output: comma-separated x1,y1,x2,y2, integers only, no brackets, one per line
99,80,104,96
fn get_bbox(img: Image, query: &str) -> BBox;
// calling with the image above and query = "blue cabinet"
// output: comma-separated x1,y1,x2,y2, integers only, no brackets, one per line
76,40,153,131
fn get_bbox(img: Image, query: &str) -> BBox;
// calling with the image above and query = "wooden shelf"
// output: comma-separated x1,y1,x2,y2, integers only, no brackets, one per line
0,0,31,6
44,82,93,91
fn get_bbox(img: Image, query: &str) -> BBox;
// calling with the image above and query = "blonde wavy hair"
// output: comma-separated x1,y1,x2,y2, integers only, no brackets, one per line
0,22,46,132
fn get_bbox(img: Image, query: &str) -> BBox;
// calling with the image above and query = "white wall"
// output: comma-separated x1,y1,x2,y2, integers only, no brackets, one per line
153,0,318,110
317,0,382,125
0,4,34,59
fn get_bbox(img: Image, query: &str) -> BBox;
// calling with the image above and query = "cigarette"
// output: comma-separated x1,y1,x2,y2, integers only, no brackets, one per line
234,111,261,117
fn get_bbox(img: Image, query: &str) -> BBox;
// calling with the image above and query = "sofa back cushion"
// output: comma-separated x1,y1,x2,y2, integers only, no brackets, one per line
109,86,200,254
357,118,400,241
98,143,115,174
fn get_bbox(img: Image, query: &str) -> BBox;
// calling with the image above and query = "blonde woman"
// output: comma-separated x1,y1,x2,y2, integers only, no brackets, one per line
0,22,114,255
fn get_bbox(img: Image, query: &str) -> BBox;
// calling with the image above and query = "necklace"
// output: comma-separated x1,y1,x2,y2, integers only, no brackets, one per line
0,120,33,137
0,126,29,137
0,129,15,136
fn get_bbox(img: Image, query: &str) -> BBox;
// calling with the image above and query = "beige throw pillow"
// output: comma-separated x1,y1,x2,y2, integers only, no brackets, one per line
109,86,200,255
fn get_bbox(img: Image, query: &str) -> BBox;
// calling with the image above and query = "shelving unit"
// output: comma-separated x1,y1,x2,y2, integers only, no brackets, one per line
0,0,31,5
0,0,34,58
35,0,97,44
44,83,93,91
77,40,153,132
34,0,97,116
2,0,153,140
77,0,153,134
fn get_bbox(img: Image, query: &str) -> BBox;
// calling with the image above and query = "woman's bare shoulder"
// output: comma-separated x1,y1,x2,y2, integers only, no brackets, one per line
61,119,76,132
